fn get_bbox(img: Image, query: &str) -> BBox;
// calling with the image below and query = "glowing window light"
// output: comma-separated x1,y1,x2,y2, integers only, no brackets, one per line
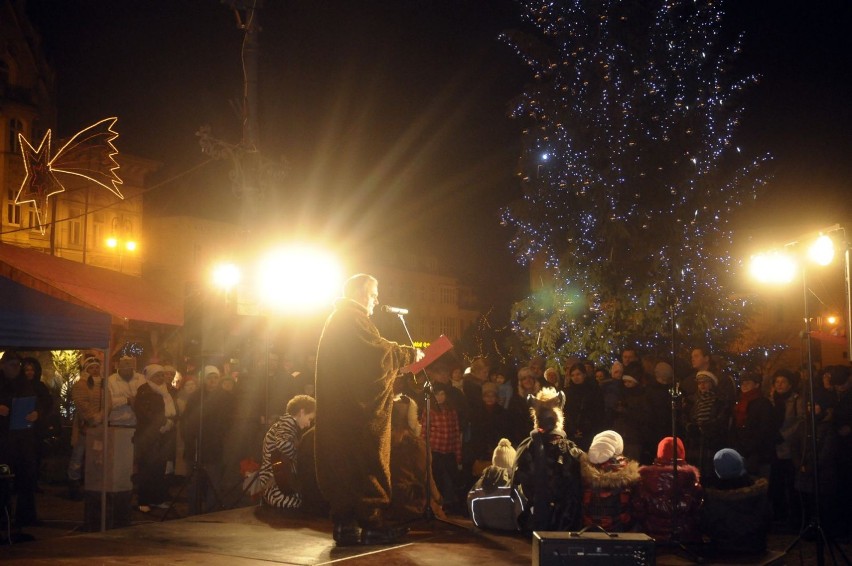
807,234,835,266
255,245,342,314
212,262,242,291
749,251,796,284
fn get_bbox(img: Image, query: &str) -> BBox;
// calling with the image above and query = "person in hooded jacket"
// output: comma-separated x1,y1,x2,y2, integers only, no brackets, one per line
700,448,770,557
5,354,52,527
511,387,583,532
579,430,641,532
634,436,703,543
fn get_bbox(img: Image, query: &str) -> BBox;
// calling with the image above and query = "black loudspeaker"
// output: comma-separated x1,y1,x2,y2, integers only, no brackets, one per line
183,283,230,357
532,531,655,566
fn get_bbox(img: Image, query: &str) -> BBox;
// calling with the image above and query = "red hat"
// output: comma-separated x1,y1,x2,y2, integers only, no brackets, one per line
657,436,685,461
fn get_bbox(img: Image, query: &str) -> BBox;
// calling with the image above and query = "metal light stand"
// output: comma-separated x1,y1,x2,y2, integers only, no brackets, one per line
785,267,850,565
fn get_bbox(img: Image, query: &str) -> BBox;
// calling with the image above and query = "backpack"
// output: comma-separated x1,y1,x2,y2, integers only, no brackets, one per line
467,466,527,531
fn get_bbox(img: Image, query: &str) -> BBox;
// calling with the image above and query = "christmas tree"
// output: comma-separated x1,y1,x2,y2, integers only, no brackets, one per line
501,0,770,363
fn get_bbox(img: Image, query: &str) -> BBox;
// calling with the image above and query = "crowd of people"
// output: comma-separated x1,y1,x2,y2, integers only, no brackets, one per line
1,283,851,558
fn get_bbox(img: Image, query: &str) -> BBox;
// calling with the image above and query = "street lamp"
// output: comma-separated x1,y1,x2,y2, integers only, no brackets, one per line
748,224,851,565
105,216,137,272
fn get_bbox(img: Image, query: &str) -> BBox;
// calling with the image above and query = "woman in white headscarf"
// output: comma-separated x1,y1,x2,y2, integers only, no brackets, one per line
134,364,178,512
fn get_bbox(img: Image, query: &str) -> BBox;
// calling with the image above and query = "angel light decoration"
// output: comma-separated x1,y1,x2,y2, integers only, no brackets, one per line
16,117,123,233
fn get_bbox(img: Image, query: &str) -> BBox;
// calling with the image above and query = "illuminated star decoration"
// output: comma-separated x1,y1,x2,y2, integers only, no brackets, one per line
17,117,123,233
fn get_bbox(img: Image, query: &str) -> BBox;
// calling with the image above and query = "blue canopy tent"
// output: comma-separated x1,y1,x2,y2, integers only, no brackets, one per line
0,276,111,350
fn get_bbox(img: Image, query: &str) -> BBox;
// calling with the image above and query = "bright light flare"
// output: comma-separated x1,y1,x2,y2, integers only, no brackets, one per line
125,240,137,252
106,236,118,249
212,262,242,291
256,245,342,313
808,235,835,266
749,251,797,284
826,315,839,325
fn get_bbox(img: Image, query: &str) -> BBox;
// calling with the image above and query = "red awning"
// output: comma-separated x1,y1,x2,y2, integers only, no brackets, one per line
0,243,182,326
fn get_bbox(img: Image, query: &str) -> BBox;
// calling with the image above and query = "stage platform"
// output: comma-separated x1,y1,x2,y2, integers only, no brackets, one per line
0,501,798,565
0,478,825,565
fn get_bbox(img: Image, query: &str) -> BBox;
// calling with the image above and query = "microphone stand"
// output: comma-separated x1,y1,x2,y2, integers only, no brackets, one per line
392,312,454,529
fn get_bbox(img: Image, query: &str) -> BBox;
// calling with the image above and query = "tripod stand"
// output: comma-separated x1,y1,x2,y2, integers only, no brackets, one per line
784,268,850,565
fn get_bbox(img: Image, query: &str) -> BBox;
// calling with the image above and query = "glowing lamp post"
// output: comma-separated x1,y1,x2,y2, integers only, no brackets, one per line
105,216,137,273
748,225,851,565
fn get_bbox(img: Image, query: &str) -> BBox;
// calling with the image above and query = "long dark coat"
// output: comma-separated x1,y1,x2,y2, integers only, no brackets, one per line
314,298,416,516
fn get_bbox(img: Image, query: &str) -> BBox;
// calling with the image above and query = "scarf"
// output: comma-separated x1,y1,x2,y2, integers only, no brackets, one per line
148,379,176,418
694,390,716,425
734,387,761,428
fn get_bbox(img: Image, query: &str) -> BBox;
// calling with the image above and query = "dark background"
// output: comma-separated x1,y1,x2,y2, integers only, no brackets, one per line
25,0,852,310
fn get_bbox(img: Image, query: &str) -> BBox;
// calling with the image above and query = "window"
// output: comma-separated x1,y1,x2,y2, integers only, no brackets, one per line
92,213,105,247
8,118,23,153
440,286,455,305
69,208,83,247
6,189,21,226
27,206,39,231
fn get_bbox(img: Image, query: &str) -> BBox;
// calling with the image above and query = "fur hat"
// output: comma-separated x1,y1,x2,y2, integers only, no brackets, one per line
531,387,565,432
492,438,516,469
204,365,221,378
714,448,746,479
695,370,718,386
588,430,624,464
657,436,685,461
622,374,638,385
81,356,101,374
144,364,165,380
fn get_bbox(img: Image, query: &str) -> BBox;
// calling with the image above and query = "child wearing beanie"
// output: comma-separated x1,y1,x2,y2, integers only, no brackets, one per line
701,448,770,557
579,430,641,532
466,438,524,531
634,436,703,543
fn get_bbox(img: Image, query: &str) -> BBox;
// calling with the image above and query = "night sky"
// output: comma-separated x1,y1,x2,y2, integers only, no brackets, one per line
24,0,852,310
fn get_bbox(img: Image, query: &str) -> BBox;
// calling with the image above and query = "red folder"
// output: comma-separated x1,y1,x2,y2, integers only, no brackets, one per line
401,335,453,375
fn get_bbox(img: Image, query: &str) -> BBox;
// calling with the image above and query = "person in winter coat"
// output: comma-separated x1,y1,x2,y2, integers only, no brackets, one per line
730,372,775,478
683,370,731,480
467,438,524,530
563,363,605,451
512,387,583,532
134,364,179,512
635,436,703,543
701,448,770,557
580,430,641,532
314,273,422,546
768,368,804,527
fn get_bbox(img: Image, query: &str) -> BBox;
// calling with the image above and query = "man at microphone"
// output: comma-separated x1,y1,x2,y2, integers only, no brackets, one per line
314,273,424,546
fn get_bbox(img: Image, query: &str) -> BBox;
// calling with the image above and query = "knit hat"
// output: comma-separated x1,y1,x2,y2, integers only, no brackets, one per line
654,362,674,382
492,438,516,469
622,374,638,385
695,370,718,386
204,365,221,378
588,430,624,464
118,356,135,371
714,448,746,479
657,436,685,461
82,356,101,374
144,364,165,380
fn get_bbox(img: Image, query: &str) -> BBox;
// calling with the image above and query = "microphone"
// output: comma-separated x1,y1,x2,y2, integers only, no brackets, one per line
381,305,409,315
